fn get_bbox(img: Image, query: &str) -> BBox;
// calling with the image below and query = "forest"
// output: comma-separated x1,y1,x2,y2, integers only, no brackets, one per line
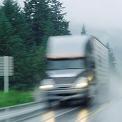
0,0,70,90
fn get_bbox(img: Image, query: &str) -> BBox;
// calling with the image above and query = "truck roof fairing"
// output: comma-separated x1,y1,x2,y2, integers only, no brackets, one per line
46,35,91,59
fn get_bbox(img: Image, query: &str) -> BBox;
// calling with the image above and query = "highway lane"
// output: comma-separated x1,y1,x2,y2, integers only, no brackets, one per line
22,101,108,122
23,105,90,122
23,75,122,122
0,102,47,121
23,87,110,122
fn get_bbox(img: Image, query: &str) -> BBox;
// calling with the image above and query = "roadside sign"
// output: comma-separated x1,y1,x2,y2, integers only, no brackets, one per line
0,56,13,76
0,56,14,92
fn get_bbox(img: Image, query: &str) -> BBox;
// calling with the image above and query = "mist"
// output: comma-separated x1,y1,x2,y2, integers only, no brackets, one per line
61,0,122,74
0,0,122,74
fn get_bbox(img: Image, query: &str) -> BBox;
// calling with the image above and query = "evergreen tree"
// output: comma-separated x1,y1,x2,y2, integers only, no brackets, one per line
0,8,13,55
24,0,54,46
2,0,28,41
0,8,26,89
24,0,70,46
81,25,86,35
0,0,71,90
1,0,30,89
50,0,70,35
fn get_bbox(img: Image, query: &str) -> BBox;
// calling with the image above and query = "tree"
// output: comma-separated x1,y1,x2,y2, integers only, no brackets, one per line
0,8,27,89
0,0,71,90
81,25,86,35
50,0,70,35
3,0,24,37
24,0,70,46
0,8,13,56
1,0,31,89
24,0,54,46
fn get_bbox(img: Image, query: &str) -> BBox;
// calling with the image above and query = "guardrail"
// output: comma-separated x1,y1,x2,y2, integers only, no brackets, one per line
0,100,43,112
0,100,47,122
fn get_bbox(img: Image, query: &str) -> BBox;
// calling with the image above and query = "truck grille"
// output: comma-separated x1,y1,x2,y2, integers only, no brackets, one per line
53,77,76,85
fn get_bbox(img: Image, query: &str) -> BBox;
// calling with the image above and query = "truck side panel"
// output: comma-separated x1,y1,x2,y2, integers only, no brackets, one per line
93,39,109,103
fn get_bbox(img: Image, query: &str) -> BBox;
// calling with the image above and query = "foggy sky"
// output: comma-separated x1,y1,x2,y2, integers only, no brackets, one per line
60,0,122,74
1,0,122,74
61,0,122,30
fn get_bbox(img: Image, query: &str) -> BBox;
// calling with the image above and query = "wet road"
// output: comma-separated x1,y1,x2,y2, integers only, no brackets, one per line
23,76,122,122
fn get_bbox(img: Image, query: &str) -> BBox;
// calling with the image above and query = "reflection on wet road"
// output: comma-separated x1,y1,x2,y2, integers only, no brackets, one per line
24,104,97,122
76,109,89,122
41,110,55,122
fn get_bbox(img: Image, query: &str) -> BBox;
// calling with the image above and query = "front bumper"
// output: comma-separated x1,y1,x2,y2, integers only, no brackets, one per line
43,88,88,101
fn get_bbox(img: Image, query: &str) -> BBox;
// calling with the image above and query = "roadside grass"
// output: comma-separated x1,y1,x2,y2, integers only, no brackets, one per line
0,91,34,108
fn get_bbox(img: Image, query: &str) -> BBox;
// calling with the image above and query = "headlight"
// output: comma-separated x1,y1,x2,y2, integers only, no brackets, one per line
74,77,88,89
39,79,54,90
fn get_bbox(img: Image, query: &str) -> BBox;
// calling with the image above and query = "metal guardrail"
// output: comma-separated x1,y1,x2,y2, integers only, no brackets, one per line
0,100,44,112
1,106,46,122
0,100,47,122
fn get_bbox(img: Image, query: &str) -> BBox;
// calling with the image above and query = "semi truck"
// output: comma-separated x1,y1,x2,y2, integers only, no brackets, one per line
39,34,109,106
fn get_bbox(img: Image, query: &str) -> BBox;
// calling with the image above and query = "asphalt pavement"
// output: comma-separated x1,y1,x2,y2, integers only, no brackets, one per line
21,75,122,122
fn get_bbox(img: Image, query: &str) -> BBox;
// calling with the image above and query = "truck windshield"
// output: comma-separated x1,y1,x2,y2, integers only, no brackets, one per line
47,59,85,70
